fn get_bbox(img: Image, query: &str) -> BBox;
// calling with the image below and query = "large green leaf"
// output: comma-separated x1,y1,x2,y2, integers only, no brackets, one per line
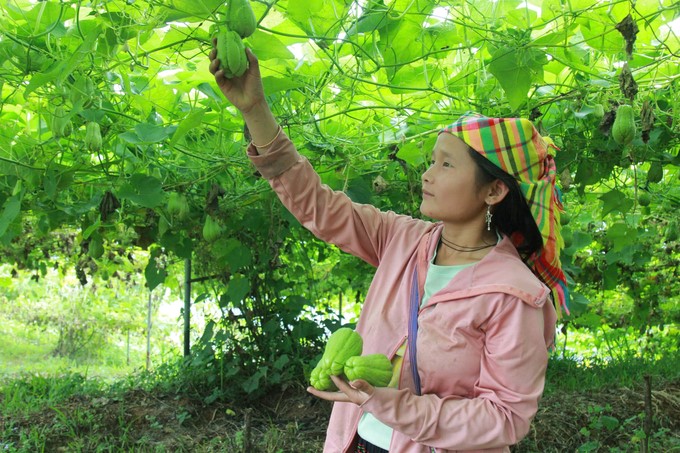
287,0,351,38
213,238,253,272
157,0,223,22
605,222,637,252
378,15,423,81
598,190,634,217
225,273,250,305
248,32,295,61
119,123,174,144
144,246,167,290
0,196,21,238
488,46,547,111
24,25,101,96
169,109,206,148
118,174,166,208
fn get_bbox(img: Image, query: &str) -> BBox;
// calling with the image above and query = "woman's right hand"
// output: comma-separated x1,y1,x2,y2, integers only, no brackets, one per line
209,40,280,151
209,40,265,115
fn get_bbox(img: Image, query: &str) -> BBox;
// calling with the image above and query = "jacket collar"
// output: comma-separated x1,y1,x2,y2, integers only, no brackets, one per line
416,224,550,308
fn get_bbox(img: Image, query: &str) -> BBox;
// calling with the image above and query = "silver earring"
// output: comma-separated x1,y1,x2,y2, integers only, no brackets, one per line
486,205,492,231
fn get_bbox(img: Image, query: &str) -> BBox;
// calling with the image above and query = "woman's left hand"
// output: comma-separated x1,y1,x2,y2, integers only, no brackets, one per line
307,375,375,405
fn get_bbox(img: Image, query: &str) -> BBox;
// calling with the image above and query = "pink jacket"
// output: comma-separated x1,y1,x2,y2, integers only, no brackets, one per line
248,132,557,453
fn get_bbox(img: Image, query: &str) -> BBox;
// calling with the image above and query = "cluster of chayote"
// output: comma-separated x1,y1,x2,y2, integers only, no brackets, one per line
215,0,257,78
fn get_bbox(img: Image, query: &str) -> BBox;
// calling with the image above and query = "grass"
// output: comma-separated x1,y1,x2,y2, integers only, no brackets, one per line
1,316,678,452
1,355,678,452
546,352,680,394
546,323,680,394
0,314,178,381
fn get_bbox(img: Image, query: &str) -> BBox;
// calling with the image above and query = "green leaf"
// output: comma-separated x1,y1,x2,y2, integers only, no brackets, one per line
169,109,206,148
118,174,166,208
287,0,351,38
603,263,618,290
196,82,225,105
273,354,290,370
24,25,101,96
135,123,175,143
262,76,304,95
379,16,421,81
160,231,193,260
488,46,547,111
82,220,101,240
605,222,637,252
600,415,620,431
199,320,215,344
158,0,223,22
532,32,567,47
574,312,602,329
213,238,252,271
226,274,250,304
242,368,265,394
13,2,73,37
566,292,591,317
0,196,21,238
396,141,427,167
345,177,374,204
145,249,167,290
571,231,593,250
346,0,393,36
576,15,624,53
247,32,295,61
120,123,174,144
598,190,633,217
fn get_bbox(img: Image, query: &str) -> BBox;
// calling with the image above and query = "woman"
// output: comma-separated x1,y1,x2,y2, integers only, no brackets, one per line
209,47,567,453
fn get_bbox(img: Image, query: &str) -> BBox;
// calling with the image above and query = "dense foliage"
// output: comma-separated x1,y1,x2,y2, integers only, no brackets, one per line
1,0,678,397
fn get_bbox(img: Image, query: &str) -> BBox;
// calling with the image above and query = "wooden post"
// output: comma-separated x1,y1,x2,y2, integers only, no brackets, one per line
642,374,653,453
183,258,191,356
146,291,152,370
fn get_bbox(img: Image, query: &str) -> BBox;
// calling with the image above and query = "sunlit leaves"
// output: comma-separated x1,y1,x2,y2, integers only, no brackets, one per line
24,25,102,97
4,1,74,38
345,0,395,36
158,0,224,23
247,31,296,61
286,0,352,39
0,0,678,325
488,44,548,111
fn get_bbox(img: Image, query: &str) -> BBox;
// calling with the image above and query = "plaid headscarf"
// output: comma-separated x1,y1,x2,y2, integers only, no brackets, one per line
440,112,569,316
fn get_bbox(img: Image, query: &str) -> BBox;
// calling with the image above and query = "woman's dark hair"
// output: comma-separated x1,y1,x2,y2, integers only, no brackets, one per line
467,146,543,261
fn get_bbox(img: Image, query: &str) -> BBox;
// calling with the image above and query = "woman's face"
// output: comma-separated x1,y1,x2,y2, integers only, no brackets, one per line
420,133,490,226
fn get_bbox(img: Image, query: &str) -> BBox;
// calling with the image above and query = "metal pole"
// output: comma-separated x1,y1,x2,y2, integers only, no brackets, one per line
184,258,191,356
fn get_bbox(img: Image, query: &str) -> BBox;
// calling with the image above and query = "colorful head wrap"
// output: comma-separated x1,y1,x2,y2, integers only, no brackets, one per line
440,112,569,316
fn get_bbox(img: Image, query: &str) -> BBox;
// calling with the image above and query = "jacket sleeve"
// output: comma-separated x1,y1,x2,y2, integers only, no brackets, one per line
359,296,550,450
247,132,425,267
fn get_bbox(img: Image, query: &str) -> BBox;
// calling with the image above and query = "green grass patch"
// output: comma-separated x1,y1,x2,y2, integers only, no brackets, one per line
2,318,678,452
0,314,175,381
546,323,680,393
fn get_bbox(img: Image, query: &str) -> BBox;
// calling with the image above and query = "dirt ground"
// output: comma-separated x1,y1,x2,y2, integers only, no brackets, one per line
2,378,679,452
